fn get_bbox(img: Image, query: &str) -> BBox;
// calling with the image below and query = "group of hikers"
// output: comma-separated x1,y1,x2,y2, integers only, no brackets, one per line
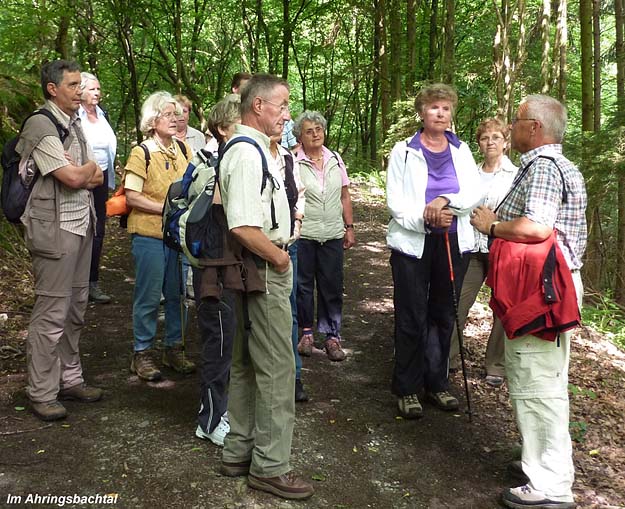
12,59,585,508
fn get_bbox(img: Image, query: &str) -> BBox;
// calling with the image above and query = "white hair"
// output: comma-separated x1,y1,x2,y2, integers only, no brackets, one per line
522,95,567,143
139,91,181,136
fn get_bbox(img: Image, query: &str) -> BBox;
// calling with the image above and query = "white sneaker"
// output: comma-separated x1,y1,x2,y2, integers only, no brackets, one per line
502,485,575,509
195,416,230,447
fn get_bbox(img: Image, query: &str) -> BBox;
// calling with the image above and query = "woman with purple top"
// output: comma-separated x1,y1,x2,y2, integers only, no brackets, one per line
386,83,482,419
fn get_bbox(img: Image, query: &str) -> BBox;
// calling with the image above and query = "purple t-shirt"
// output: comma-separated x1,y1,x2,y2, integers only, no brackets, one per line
412,132,459,233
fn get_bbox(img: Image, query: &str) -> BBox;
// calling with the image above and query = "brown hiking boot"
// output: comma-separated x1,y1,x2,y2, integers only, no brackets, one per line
324,337,346,362
220,459,252,477
248,472,314,500
131,350,162,381
59,383,103,402
297,333,314,357
162,345,195,374
31,400,67,421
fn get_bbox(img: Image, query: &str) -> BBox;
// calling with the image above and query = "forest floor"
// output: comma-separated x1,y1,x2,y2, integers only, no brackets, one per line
0,184,624,509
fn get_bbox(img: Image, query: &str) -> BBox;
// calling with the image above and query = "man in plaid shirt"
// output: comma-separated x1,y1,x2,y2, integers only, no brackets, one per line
471,95,587,509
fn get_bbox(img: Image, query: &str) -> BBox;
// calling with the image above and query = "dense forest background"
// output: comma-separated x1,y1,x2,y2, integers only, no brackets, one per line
0,0,624,320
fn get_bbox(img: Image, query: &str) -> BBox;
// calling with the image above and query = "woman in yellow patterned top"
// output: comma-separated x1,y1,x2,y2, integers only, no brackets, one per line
123,91,193,381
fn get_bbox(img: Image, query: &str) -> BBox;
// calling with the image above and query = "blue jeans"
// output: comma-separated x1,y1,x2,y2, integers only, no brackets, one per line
131,234,188,352
288,241,302,379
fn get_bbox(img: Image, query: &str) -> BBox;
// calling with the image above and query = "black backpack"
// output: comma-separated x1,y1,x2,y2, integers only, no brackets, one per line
1,109,69,223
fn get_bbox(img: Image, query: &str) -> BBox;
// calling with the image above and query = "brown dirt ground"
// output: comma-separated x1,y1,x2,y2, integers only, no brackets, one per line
1,184,624,509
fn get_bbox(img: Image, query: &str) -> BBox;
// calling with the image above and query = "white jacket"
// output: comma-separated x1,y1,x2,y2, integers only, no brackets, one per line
386,131,483,258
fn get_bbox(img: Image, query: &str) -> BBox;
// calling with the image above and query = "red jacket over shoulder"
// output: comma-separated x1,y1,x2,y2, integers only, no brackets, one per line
486,231,580,341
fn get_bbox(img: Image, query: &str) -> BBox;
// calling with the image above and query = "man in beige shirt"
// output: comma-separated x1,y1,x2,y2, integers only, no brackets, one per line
218,74,313,500
18,60,104,421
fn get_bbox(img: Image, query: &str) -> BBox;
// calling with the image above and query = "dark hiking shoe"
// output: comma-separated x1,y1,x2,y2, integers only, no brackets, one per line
426,391,460,411
248,472,314,500
58,383,102,402
397,393,423,419
324,337,346,362
220,459,252,477
131,350,162,381
485,375,505,388
295,379,309,402
508,460,530,484
162,345,195,374
502,485,575,508
88,284,111,304
297,333,314,357
31,400,67,421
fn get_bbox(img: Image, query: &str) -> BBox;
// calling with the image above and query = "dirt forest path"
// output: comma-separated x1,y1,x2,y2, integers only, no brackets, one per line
1,185,624,509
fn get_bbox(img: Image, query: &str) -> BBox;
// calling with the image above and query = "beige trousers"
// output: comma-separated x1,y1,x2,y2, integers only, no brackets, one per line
27,227,93,403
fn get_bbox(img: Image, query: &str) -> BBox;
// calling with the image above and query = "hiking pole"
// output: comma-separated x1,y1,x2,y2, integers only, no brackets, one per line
177,252,188,365
444,230,473,422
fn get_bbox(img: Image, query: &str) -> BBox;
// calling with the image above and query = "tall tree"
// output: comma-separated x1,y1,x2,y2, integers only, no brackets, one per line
442,0,455,84
427,0,439,80
593,0,601,131
615,0,625,304
540,0,551,93
580,0,593,131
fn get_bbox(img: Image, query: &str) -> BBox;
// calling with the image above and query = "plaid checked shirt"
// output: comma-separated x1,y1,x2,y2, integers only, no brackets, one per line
497,144,587,270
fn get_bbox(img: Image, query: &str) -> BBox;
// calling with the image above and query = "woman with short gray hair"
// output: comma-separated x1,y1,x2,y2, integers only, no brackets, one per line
123,91,194,381
79,72,117,304
294,110,355,363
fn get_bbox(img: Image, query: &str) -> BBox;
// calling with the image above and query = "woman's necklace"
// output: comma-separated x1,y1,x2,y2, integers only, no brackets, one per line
306,153,323,162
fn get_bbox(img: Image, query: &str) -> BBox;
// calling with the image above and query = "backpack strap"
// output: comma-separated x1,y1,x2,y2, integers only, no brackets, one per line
494,155,568,214
174,138,189,160
221,136,280,230
139,143,150,172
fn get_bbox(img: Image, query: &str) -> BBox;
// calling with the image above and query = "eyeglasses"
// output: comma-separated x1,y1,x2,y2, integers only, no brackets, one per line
159,111,177,120
260,98,290,113
479,135,505,144
511,117,537,125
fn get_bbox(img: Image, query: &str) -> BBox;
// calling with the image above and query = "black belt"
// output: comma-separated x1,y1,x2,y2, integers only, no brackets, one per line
274,243,287,250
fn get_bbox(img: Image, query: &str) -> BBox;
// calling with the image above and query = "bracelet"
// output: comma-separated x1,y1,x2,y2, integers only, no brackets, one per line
489,221,501,237
295,218,303,224
344,224,354,229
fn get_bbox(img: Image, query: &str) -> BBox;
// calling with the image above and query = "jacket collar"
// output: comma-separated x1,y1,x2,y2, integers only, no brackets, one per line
407,129,461,151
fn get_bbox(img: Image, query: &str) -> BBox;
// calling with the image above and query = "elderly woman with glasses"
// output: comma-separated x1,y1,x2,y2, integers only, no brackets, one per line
449,118,518,388
294,110,355,363
386,83,482,419
123,91,194,382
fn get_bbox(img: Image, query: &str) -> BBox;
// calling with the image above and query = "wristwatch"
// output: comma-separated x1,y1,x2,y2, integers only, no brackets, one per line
344,224,354,230
489,221,501,237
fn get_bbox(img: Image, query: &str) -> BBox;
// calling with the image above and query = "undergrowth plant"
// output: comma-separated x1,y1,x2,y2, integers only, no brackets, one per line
581,294,625,351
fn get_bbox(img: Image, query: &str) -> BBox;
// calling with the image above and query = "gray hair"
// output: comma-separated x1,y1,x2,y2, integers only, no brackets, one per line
414,83,458,117
207,94,241,143
240,73,289,116
522,94,567,143
41,60,80,99
293,110,327,139
139,91,182,136
80,71,98,88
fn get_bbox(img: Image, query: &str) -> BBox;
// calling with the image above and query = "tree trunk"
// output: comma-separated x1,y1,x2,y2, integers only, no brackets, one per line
371,0,382,160
282,0,291,79
406,0,419,94
428,0,438,80
550,0,568,100
540,0,551,93
615,0,625,304
379,0,391,139
593,0,601,131
442,0,455,84
580,0,593,131
389,0,402,101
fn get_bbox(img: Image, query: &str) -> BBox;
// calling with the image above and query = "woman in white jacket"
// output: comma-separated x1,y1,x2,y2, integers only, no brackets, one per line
386,83,482,419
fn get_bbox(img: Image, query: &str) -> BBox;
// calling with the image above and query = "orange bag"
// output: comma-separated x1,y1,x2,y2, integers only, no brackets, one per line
105,186,131,217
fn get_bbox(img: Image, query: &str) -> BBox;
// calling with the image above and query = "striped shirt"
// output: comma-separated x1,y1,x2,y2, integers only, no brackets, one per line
30,100,95,236
497,144,587,270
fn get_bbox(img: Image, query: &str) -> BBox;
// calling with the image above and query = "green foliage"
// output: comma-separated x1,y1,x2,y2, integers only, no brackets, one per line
581,293,625,350
569,421,588,443
568,384,598,400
